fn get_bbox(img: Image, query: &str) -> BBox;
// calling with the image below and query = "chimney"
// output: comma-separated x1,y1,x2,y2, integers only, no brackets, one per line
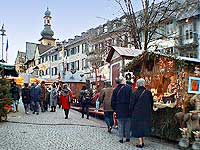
81,32,86,37
68,38,74,43
75,35,81,40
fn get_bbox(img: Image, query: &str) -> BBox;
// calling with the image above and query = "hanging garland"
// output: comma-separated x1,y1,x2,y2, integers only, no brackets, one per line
124,51,190,73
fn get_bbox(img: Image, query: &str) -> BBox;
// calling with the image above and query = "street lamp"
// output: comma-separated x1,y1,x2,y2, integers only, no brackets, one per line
0,24,6,63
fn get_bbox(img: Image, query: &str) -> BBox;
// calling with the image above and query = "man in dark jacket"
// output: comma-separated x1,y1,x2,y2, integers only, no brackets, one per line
79,86,91,119
10,82,20,112
30,83,42,115
111,76,132,143
21,83,31,114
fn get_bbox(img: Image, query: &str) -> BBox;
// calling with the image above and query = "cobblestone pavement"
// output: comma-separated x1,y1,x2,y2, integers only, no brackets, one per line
0,103,179,150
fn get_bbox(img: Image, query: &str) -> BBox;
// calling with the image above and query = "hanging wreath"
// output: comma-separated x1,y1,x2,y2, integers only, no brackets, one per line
125,73,132,80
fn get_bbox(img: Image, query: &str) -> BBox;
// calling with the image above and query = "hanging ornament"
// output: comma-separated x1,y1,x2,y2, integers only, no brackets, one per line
194,67,200,77
168,60,174,69
159,58,167,69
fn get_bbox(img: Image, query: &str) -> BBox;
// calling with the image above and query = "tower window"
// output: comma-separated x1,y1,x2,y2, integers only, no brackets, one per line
189,28,193,39
54,55,58,61
186,30,189,40
54,67,57,75
47,20,50,24
71,62,75,70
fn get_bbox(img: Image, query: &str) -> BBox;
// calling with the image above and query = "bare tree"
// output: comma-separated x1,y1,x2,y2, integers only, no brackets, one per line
84,0,193,81
115,0,184,51
84,30,114,83
84,17,132,71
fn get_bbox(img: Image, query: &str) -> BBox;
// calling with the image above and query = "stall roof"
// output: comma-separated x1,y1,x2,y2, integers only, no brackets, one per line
0,63,18,77
125,51,200,71
178,56,200,63
0,63,15,69
106,46,144,63
61,71,86,83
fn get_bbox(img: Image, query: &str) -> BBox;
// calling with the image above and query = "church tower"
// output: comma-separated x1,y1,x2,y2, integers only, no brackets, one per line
39,7,56,46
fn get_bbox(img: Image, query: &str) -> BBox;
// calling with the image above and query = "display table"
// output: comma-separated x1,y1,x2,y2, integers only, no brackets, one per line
151,107,182,141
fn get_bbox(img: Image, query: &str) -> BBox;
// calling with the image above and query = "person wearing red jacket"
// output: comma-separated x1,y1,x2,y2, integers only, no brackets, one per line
60,84,73,119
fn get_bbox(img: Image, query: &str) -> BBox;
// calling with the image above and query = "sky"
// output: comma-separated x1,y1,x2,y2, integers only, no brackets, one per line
0,0,145,65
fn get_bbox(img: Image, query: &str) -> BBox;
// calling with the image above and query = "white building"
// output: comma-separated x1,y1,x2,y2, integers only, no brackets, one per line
23,1,200,84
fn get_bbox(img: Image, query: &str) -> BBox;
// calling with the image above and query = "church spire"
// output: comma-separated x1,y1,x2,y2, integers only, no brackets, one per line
39,8,56,46
40,7,54,38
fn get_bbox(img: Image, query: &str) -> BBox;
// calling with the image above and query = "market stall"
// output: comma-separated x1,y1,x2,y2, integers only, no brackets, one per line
7,76,41,86
125,51,200,142
0,63,18,78
61,71,86,105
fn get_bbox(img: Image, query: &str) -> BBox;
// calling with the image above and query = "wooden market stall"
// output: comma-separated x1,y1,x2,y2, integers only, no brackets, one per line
125,51,200,141
7,76,41,86
61,71,86,105
106,46,144,87
65,81,85,99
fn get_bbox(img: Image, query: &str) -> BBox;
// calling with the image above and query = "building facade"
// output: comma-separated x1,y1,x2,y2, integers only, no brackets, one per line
22,1,200,83
24,8,60,80
15,51,26,74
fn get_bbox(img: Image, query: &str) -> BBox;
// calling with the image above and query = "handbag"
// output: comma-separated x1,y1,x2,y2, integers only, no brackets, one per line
112,85,125,111
131,90,146,111
138,90,146,100
117,85,125,97
61,89,72,103
68,95,72,103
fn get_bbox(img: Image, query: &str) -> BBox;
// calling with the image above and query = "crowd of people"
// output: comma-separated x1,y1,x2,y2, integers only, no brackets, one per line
98,77,153,148
10,80,72,119
9,76,153,149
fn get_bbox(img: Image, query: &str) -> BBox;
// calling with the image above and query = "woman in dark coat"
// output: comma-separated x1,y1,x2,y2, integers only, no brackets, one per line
111,76,132,143
50,83,58,112
130,78,153,148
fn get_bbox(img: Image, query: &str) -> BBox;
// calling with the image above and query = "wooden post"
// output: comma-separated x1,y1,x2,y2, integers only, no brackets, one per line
122,57,125,76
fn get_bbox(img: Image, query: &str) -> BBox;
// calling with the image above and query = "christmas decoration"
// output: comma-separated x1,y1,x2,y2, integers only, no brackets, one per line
0,79,12,121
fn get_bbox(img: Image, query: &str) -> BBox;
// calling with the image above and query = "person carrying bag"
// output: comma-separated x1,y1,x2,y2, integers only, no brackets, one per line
60,84,72,119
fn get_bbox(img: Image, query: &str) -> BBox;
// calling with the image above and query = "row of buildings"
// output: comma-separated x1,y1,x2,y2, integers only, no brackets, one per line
15,0,200,85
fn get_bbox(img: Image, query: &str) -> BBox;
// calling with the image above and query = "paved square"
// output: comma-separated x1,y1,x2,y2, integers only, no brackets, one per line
0,104,179,150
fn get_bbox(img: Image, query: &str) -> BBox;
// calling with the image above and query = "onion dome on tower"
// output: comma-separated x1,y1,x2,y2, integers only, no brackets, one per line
39,7,56,46
44,7,51,16
41,7,54,38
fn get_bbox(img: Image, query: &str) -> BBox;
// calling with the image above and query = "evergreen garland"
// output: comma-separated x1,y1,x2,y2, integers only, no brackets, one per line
124,51,193,73
0,79,12,121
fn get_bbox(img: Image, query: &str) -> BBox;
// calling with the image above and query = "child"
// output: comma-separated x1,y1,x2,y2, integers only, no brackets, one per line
95,98,100,112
